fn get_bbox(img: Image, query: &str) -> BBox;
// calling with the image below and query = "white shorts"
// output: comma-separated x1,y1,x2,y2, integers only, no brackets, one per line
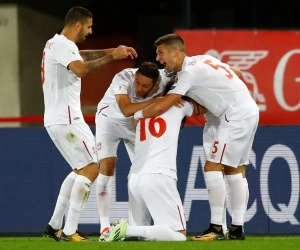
203,121,220,162
207,113,259,168
95,111,135,161
128,173,186,231
46,123,97,170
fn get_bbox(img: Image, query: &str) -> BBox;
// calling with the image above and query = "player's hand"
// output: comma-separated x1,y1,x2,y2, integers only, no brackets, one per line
132,118,139,131
112,45,129,60
174,98,185,108
125,46,138,59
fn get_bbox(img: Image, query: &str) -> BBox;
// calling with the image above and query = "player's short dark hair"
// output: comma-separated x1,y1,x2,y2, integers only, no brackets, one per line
154,34,185,52
65,6,93,26
137,62,160,83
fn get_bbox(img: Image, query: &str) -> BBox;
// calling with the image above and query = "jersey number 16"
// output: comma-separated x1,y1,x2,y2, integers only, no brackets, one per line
140,117,167,141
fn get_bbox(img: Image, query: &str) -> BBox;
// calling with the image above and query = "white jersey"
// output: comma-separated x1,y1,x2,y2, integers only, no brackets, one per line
130,102,193,180
97,68,172,125
168,56,259,121
42,34,84,126
204,111,220,125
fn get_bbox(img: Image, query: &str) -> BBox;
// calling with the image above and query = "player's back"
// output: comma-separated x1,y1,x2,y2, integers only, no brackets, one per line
42,34,84,126
130,102,193,179
182,55,259,120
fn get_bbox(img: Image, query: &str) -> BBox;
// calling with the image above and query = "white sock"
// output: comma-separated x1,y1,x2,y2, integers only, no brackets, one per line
96,173,112,232
126,225,186,241
205,171,226,226
63,175,92,235
222,190,228,233
226,173,246,226
244,178,249,224
49,172,77,230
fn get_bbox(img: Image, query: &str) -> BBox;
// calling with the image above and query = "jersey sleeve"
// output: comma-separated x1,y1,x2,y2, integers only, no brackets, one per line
182,102,194,117
111,71,131,95
55,41,83,68
167,70,194,95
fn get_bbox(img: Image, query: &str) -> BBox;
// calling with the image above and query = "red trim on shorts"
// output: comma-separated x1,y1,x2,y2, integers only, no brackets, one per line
225,114,229,122
220,143,227,164
177,205,185,230
98,105,109,116
68,106,72,124
82,141,92,159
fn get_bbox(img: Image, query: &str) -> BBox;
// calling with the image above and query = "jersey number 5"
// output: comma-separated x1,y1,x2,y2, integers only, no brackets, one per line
140,117,167,141
41,51,45,85
203,60,233,79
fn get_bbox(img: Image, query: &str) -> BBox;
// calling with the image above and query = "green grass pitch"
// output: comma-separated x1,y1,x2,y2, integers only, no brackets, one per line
1,236,300,250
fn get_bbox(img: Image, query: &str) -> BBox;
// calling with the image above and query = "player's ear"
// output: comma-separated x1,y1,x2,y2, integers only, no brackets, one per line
172,48,179,58
75,22,82,30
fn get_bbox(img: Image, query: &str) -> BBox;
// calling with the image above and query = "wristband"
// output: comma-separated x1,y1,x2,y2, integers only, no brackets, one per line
134,110,144,120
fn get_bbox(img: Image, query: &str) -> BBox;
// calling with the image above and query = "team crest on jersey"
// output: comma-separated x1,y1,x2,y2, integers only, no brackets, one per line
174,77,178,83
170,85,176,90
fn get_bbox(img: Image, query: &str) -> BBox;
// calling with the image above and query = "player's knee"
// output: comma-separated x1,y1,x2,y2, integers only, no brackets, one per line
224,165,243,175
99,157,116,175
79,162,99,182
204,161,223,172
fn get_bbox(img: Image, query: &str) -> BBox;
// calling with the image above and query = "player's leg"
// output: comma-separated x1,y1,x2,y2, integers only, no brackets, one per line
241,165,249,225
108,222,186,242
107,173,186,242
128,173,151,227
95,115,123,236
223,113,259,240
203,121,228,234
107,173,151,242
44,127,77,241
49,123,99,241
193,118,252,241
137,174,186,241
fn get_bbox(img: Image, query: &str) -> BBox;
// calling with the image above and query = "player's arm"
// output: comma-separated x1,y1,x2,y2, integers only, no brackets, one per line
79,49,115,61
136,93,182,118
116,94,158,117
68,46,137,77
68,54,115,77
133,71,193,120
230,66,242,78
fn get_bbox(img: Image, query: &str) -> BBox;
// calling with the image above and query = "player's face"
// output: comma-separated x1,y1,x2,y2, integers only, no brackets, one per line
156,44,179,72
134,72,157,98
76,18,93,43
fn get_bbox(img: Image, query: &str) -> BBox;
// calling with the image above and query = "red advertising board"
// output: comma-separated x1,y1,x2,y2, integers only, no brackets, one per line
175,30,300,125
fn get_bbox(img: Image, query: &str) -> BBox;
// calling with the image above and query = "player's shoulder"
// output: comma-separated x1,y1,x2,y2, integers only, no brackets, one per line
52,34,78,49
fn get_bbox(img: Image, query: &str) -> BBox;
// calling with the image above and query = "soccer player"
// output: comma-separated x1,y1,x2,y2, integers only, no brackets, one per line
202,111,250,240
105,83,207,242
95,62,177,241
42,6,137,242
201,66,250,239
132,34,259,241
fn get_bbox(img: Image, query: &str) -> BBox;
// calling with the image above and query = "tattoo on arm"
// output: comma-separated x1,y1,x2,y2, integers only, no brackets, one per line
80,50,107,61
86,54,114,74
